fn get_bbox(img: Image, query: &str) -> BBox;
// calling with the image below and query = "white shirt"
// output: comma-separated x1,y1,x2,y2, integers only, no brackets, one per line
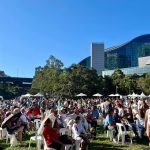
118,108,124,117
72,122,86,139
146,109,150,125
20,113,28,123
138,100,142,110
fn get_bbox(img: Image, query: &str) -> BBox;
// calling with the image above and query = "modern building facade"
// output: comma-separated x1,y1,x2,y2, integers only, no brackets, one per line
91,43,104,74
79,34,150,76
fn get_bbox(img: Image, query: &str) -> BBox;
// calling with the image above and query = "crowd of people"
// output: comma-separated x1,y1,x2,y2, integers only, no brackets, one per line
0,95,150,150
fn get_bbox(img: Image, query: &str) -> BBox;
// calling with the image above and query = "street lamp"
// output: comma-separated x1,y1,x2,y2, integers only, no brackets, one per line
116,86,118,93
40,69,43,93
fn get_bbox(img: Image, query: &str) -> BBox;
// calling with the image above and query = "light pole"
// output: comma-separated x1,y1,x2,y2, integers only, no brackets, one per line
116,86,118,93
129,86,131,94
40,69,43,94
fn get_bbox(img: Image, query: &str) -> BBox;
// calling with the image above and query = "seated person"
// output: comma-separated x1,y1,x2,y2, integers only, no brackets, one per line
123,108,138,137
72,116,90,150
135,109,145,138
104,109,118,143
20,107,28,127
6,118,24,144
86,109,97,128
113,108,121,123
43,118,73,150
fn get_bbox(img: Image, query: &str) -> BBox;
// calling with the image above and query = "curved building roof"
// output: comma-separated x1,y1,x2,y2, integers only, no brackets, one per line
79,34,150,70
105,34,150,52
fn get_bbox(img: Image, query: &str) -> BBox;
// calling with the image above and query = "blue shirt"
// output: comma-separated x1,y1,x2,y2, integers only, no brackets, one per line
92,109,99,119
104,115,114,126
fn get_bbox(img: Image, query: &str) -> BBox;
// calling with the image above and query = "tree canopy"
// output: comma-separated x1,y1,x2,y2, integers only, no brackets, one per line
31,55,150,98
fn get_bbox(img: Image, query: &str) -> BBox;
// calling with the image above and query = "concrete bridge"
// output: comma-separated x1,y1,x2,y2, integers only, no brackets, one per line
0,77,33,86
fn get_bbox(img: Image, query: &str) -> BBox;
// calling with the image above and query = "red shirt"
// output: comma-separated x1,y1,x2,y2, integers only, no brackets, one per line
26,107,40,117
43,126,59,145
32,107,40,116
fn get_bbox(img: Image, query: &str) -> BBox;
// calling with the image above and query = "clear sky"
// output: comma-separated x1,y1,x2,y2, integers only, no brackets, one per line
0,0,150,77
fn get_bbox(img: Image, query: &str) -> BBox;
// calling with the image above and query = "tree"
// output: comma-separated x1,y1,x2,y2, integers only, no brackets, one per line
103,76,115,95
62,64,99,98
46,55,64,70
31,55,64,98
137,73,150,94
111,69,125,93
122,75,137,94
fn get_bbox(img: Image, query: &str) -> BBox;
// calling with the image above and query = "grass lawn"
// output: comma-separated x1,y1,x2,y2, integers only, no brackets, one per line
0,126,150,150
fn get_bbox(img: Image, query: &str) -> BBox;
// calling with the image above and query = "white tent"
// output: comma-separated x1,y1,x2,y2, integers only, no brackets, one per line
22,93,33,97
128,92,138,98
140,92,146,98
76,93,87,97
93,93,103,97
34,93,44,97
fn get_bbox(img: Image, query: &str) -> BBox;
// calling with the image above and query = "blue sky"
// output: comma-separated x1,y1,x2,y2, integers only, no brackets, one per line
0,0,150,77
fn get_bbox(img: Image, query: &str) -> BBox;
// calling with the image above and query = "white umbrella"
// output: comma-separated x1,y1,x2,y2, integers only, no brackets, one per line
76,93,87,97
109,94,115,97
34,93,44,97
93,93,103,97
114,93,121,97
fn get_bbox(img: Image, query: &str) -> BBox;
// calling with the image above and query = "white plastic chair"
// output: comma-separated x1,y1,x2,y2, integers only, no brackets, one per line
59,128,74,150
106,129,114,141
106,126,115,141
6,131,17,144
34,119,41,131
116,123,133,145
43,138,56,150
59,128,72,136
116,123,126,145
0,128,2,139
71,129,82,150
0,128,7,139
29,135,43,150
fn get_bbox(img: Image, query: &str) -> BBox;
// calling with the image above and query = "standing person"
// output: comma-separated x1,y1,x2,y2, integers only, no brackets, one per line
103,99,112,115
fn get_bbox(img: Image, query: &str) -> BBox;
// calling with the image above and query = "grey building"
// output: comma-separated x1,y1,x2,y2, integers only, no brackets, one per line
91,43,104,74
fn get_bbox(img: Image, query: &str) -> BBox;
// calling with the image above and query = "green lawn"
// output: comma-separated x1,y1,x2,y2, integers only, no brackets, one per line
1,126,150,150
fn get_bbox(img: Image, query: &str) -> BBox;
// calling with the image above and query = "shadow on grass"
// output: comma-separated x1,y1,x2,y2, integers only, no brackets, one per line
89,142,127,150
0,133,36,150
